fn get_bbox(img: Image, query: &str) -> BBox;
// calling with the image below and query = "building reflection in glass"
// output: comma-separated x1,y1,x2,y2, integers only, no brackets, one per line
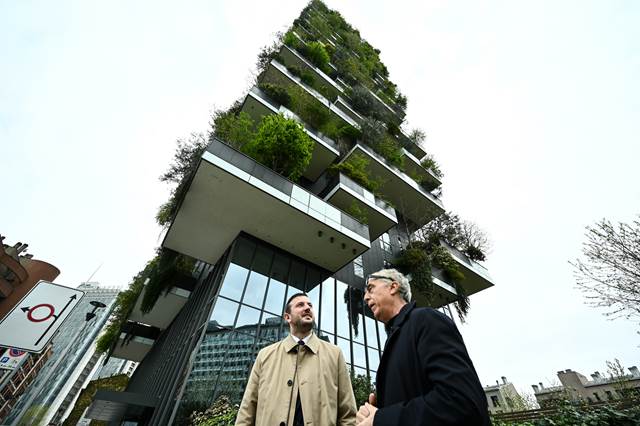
176,235,385,415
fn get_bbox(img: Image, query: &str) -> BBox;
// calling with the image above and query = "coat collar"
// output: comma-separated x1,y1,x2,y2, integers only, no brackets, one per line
385,301,416,335
282,332,319,354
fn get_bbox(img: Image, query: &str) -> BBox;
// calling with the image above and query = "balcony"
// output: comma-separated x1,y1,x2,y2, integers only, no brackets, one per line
401,148,441,192
442,242,494,296
240,86,339,181
398,129,427,160
127,275,195,330
162,139,370,272
260,59,360,131
319,172,397,241
111,322,160,362
413,274,459,309
278,45,344,101
341,143,445,228
333,96,365,124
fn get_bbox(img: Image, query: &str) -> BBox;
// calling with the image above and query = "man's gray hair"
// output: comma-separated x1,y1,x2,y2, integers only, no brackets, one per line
369,268,412,303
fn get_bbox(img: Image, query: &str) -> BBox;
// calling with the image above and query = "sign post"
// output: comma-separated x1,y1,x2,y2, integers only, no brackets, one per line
0,281,84,352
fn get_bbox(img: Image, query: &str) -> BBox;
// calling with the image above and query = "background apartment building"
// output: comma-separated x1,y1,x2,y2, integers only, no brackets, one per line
6,282,119,425
85,1,495,424
533,366,640,407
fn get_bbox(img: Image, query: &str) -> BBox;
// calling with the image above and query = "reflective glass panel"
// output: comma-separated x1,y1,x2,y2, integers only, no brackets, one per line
318,331,334,344
235,305,262,335
209,297,239,328
243,271,268,308
336,280,350,339
320,278,335,334
259,313,284,342
219,263,249,301
367,347,380,372
264,277,287,315
214,332,256,403
337,337,351,366
354,366,367,378
288,260,306,291
353,342,366,368
307,284,320,332
365,316,378,350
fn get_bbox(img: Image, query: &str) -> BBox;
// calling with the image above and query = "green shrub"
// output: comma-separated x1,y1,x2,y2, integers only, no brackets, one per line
349,85,385,120
287,85,331,130
421,154,444,179
339,125,362,144
346,201,368,225
283,30,299,48
328,154,380,193
258,83,292,107
376,134,404,169
286,65,316,87
303,41,330,70
243,114,313,181
213,111,255,151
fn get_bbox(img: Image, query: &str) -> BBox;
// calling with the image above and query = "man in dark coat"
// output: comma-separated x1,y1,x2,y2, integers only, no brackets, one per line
356,269,490,426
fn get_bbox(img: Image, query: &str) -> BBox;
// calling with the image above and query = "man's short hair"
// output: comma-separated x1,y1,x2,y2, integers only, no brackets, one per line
284,292,308,314
368,269,412,303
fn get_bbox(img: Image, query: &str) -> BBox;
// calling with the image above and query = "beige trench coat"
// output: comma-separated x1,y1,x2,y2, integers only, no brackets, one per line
235,333,356,426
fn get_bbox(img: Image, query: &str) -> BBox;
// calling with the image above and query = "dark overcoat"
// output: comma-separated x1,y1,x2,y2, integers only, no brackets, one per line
374,302,490,425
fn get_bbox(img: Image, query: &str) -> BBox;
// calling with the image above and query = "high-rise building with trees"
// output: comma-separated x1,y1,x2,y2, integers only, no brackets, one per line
86,2,495,424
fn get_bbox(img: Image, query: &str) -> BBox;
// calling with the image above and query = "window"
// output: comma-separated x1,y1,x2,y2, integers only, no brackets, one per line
354,255,364,278
379,233,392,254
605,390,614,400
490,395,500,407
593,392,601,402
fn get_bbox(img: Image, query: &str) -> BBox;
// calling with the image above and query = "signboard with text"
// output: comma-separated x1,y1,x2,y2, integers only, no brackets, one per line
0,281,84,352
0,348,28,370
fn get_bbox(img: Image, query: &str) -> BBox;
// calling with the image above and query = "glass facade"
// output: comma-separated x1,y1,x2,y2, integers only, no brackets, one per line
171,235,384,422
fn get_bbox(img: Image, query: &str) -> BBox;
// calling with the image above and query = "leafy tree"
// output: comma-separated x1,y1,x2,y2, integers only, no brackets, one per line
211,110,255,151
243,114,313,181
328,154,381,193
571,216,640,323
351,373,375,407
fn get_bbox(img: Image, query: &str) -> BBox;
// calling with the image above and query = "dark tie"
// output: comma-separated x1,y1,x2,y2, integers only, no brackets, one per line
294,340,305,426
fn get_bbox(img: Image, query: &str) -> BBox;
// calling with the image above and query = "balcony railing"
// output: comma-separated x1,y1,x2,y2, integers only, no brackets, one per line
162,138,371,272
441,241,494,296
342,143,445,228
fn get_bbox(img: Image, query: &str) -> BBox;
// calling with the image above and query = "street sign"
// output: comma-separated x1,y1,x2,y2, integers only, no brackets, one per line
0,281,84,352
0,348,28,370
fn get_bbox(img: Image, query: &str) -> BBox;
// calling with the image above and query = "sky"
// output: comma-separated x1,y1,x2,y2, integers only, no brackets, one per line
1,0,639,398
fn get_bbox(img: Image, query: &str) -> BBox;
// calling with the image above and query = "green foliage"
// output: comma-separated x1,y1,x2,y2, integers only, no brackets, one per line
339,124,362,144
18,405,49,426
349,85,386,121
492,398,640,426
283,30,299,48
286,65,316,86
259,83,292,107
351,373,375,407
393,240,470,321
95,268,147,353
328,154,380,193
156,133,208,227
256,38,282,73
421,154,444,179
376,134,405,169
346,200,369,225
287,85,331,130
302,41,330,70
212,111,255,151
189,395,238,426
62,375,129,426
244,114,314,181
141,249,195,314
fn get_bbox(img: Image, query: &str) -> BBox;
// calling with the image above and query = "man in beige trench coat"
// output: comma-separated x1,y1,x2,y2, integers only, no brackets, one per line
236,292,356,426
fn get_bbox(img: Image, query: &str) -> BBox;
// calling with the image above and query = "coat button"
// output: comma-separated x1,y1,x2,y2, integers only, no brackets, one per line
287,379,293,386
280,423,286,426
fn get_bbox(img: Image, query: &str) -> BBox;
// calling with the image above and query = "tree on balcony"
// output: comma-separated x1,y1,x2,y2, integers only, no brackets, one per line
243,113,314,181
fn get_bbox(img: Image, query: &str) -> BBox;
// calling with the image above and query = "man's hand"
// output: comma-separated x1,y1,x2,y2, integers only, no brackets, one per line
356,401,377,426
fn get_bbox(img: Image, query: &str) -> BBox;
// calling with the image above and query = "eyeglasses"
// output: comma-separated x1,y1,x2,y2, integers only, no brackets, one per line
367,274,394,282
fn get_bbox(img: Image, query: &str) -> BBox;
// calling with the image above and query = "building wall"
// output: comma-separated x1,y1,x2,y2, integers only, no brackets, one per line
484,382,520,414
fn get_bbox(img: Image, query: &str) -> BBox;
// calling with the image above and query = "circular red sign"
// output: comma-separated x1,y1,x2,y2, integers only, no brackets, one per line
27,304,55,323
